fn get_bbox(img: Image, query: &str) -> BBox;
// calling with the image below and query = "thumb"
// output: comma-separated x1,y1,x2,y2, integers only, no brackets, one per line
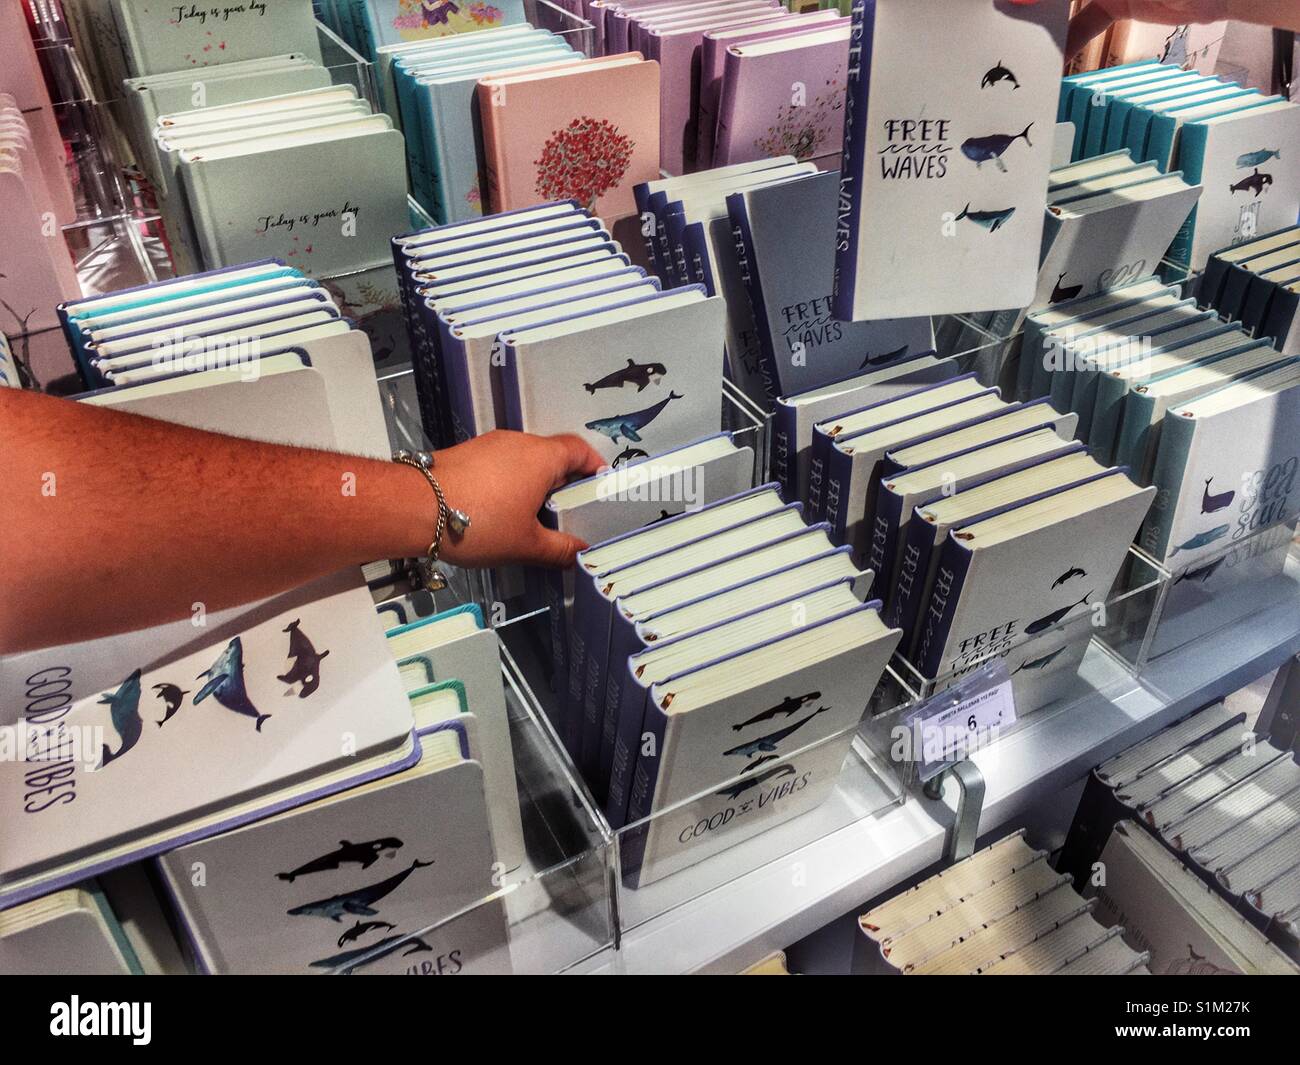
546,432,606,489
529,526,589,569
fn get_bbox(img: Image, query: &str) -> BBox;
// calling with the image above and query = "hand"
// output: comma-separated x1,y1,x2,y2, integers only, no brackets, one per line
431,429,606,569
1066,0,1231,59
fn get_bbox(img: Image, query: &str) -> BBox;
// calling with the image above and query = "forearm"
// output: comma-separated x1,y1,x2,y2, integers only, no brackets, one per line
0,389,434,652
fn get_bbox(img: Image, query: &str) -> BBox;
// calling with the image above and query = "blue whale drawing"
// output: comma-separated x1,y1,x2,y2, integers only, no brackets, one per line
288,859,434,921
961,123,1033,171
585,391,683,444
99,669,144,767
1236,149,1280,168
194,637,271,732
1169,524,1230,556
956,203,1016,232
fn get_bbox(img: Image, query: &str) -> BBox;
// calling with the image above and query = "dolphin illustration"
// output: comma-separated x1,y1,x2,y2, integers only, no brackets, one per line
287,859,434,921
980,60,1020,90
1230,169,1273,196
1169,524,1230,556
194,637,271,732
715,764,797,800
277,838,404,882
98,670,144,767
858,344,910,370
732,691,820,731
1201,477,1234,514
1235,148,1280,168
723,707,831,759
309,933,430,974
956,203,1016,233
277,618,330,698
585,391,683,444
1025,591,1092,636
1050,272,1082,303
610,446,649,468
583,358,667,394
1051,565,1086,588
337,920,397,948
960,124,1033,170
152,682,189,728
1013,645,1067,674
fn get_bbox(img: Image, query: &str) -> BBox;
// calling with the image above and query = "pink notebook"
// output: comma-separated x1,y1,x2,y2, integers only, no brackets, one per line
697,11,846,168
477,54,661,221
713,24,849,168
648,6,787,172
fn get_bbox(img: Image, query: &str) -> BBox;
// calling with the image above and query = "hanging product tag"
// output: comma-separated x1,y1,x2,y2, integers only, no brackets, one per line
901,660,1017,783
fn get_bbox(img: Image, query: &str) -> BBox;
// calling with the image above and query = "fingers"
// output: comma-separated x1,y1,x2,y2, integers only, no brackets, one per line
530,526,588,569
545,432,606,488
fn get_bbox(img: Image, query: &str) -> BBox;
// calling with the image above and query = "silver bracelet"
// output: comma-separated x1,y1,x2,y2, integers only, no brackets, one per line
393,449,470,589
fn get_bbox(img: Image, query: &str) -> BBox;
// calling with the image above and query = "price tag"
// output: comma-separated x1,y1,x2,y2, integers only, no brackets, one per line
902,662,1017,782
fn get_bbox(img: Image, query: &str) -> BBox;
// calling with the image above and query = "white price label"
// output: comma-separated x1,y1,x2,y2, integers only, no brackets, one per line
912,678,1016,779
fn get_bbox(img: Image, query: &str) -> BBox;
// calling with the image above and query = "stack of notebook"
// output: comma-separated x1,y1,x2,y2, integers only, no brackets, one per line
1200,226,1300,354
1057,58,1300,270
833,0,1070,321
1060,701,1300,968
476,53,660,223
0,576,419,910
563,484,901,886
155,602,519,974
1,882,144,975
0,95,81,340
636,161,933,406
393,202,726,457
57,260,392,460
386,26,581,222
978,149,1201,345
148,86,410,276
858,830,1151,974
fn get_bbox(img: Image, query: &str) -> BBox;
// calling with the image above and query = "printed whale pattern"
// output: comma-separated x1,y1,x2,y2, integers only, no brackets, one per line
195,637,271,732
98,670,144,768
583,358,667,395
722,706,831,758
585,391,684,444
961,123,1034,171
277,838,405,882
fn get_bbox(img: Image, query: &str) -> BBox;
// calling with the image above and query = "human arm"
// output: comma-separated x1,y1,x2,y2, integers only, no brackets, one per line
1067,0,1300,59
0,388,604,653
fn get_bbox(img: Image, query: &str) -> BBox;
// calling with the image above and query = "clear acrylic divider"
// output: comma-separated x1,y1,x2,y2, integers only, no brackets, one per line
1142,515,1300,667
874,543,1170,792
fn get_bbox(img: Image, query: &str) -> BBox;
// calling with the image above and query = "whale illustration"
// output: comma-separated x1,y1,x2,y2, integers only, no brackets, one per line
1201,477,1234,514
1169,524,1229,556
723,707,831,759
1051,565,1086,589
1013,645,1067,674
715,764,797,800
1230,169,1273,197
98,670,144,767
337,919,396,948
956,203,1016,232
152,682,189,728
961,123,1033,171
585,391,683,444
1236,149,1280,168
610,446,649,468
980,60,1020,90
288,859,434,921
1175,557,1226,586
732,691,820,731
858,344,910,370
583,358,667,394
1024,591,1092,636
308,933,433,973
194,637,271,732
277,618,330,698
1050,272,1083,303
277,838,404,882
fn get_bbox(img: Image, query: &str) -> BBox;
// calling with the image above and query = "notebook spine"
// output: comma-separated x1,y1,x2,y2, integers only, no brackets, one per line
727,192,780,403
831,0,876,321
916,534,974,680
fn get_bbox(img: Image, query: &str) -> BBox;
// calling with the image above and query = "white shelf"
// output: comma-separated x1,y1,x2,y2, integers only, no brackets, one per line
575,555,1300,975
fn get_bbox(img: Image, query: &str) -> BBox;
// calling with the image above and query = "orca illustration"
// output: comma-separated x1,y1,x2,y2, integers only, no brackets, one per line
277,837,404,882
1229,169,1273,196
583,358,668,394
277,618,330,698
152,682,189,728
723,707,831,758
610,446,650,468
980,60,1020,90
287,859,434,921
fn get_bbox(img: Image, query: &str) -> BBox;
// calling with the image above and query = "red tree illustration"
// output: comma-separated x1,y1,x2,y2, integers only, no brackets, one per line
533,117,635,211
